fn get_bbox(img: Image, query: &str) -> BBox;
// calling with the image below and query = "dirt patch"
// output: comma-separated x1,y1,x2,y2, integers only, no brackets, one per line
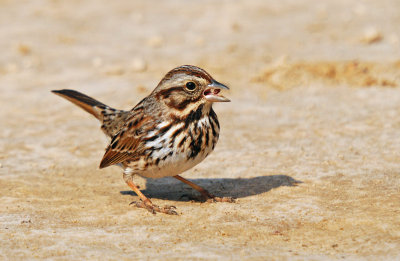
253,60,400,90
1,0,400,260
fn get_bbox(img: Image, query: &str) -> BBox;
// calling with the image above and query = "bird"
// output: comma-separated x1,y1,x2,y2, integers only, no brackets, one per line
52,65,234,215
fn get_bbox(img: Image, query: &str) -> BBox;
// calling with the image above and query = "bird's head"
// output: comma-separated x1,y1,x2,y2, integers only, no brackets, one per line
153,65,230,111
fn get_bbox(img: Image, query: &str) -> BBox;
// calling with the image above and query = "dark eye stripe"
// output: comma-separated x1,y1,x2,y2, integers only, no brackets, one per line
156,87,183,99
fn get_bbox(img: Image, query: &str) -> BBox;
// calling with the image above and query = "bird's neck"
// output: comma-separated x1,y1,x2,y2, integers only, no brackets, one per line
166,101,212,123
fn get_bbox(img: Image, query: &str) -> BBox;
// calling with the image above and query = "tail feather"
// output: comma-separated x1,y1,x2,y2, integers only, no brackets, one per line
52,89,107,120
52,89,130,137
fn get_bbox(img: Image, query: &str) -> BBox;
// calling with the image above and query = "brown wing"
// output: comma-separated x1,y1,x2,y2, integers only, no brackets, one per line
99,109,155,169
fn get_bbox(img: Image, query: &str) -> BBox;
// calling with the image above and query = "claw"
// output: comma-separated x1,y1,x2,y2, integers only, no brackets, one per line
163,205,177,209
163,207,178,215
206,196,236,203
130,201,178,215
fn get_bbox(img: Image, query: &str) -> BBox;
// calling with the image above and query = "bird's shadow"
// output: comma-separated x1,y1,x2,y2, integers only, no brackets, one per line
120,175,302,202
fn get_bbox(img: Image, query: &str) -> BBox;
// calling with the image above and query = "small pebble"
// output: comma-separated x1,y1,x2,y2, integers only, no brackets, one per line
361,27,383,44
17,44,31,55
130,58,147,72
137,85,149,93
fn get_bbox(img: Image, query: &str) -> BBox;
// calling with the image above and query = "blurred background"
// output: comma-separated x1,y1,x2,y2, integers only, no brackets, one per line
2,0,399,98
1,0,399,259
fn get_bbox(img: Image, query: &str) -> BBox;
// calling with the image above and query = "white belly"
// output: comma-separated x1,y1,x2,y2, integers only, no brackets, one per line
139,147,211,178
128,114,219,178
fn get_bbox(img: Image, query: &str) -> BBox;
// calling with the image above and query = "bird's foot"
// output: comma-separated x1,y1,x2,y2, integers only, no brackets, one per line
200,190,236,203
205,196,236,203
130,201,178,215
180,193,235,203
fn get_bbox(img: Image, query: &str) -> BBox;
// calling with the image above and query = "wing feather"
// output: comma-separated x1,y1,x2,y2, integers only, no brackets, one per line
99,109,155,168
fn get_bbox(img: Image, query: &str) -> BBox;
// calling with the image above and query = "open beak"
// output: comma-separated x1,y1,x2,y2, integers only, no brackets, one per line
203,80,230,102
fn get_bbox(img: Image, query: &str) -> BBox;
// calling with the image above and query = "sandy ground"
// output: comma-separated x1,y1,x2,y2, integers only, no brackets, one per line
1,0,400,260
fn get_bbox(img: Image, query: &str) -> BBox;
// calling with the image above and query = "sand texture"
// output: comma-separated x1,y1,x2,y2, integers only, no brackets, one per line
1,0,400,260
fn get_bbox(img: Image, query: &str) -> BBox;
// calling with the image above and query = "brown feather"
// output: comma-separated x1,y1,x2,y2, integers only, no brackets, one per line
52,89,106,120
52,65,231,213
52,89,131,137
99,110,155,168
54,66,226,172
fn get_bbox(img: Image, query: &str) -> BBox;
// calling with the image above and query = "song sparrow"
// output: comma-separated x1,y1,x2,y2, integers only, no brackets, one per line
52,65,233,215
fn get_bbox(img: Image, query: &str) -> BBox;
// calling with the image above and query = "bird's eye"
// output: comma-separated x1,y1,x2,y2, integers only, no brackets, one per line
185,82,196,91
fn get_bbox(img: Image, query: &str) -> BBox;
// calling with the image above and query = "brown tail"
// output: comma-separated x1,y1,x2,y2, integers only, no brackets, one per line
52,89,130,137
52,89,108,120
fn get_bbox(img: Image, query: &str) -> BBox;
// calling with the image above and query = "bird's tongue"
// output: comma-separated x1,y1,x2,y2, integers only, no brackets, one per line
204,89,220,96
204,88,230,102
